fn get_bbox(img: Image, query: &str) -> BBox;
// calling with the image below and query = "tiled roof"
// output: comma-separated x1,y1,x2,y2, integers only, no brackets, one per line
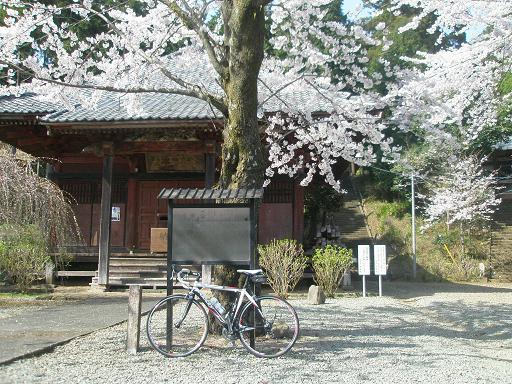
158,188,264,200
42,92,222,123
0,93,60,114
1,80,336,124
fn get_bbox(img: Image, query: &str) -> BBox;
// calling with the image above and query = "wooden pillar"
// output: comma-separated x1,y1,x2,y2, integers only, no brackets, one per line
204,140,216,188
45,163,54,180
98,144,114,286
202,140,216,284
126,285,142,354
125,157,138,250
350,162,356,176
293,181,305,243
125,178,137,250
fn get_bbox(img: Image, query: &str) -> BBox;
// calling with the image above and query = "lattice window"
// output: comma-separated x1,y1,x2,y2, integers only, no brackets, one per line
61,182,93,204
263,181,293,203
60,181,127,204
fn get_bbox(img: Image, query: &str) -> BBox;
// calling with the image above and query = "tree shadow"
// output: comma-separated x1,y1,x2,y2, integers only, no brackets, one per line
353,279,512,300
284,299,512,365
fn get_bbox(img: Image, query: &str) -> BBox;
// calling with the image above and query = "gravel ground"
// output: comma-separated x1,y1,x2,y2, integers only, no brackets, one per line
0,282,511,384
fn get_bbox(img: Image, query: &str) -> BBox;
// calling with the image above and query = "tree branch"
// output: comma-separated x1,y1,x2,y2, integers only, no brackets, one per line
1,60,228,116
159,0,229,81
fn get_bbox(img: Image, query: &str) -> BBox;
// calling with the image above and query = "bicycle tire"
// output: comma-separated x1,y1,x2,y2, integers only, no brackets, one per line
237,295,299,358
146,294,208,358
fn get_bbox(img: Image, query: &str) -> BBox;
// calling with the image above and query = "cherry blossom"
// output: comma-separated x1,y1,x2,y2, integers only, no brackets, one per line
421,156,501,228
0,0,395,190
385,0,512,144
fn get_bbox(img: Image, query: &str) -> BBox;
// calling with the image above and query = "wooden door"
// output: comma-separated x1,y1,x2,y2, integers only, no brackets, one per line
137,180,203,249
258,203,294,245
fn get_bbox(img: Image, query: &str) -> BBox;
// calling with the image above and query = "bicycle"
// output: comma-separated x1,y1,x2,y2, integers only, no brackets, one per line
146,268,299,358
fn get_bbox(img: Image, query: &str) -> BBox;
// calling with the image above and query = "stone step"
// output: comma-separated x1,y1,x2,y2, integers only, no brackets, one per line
109,258,166,267
109,265,167,273
91,276,169,287
109,271,166,278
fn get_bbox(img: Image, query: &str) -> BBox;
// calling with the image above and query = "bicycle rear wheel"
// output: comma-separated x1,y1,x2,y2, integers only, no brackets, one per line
238,296,299,358
146,294,208,357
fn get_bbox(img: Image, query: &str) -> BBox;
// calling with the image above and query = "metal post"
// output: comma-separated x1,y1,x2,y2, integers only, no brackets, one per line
249,199,257,349
362,275,366,297
411,174,417,279
166,199,174,350
202,151,215,284
378,275,382,297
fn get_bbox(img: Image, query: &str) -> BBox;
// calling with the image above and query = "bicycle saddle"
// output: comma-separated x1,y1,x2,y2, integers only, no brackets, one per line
237,269,263,275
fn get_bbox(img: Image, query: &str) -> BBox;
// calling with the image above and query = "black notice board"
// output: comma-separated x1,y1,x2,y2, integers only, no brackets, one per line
171,206,251,264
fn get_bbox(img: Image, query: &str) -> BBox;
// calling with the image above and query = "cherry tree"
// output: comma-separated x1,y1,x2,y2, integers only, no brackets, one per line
384,0,512,144
421,156,501,229
0,0,397,191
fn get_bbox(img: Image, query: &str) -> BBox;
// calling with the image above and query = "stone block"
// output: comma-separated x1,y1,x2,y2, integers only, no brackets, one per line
308,285,326,305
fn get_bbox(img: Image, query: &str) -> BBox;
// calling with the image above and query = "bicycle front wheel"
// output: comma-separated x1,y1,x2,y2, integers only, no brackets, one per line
146,294,208,358
238,296,299,358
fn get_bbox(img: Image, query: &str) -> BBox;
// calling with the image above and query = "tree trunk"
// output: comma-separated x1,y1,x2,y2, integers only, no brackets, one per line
219,0,266,189
210,1,266,334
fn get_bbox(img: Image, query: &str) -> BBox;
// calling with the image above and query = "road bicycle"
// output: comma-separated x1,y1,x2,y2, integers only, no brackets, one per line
146,268,299,358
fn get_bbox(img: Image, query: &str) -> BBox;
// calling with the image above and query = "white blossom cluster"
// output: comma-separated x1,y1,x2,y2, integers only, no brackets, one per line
0,0,396,190
421,156,501,228
385,0,512,145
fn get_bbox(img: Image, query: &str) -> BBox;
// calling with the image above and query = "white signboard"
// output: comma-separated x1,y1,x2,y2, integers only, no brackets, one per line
357,245,371,275
111,206,121,222
374,245,387,275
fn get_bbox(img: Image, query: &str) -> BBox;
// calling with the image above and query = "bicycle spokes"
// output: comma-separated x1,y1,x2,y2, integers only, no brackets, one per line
238,296,299,358
146,295,208,358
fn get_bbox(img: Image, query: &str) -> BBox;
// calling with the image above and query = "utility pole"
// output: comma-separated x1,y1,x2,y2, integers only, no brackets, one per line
411,174,417,279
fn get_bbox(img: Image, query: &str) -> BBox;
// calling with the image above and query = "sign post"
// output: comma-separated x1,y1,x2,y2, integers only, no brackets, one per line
374,245,387,297
357,245,370,297
158,188,263,352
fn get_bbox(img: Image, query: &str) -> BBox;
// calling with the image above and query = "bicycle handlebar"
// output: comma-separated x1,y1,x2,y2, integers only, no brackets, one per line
176,268,201,287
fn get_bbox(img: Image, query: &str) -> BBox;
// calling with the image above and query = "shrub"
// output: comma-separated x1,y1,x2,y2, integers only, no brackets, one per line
0,224,51,292
258,239,307,298
312,245,353,297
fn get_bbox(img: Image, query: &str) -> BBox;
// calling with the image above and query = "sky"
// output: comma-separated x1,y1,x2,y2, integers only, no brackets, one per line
342,0,372,19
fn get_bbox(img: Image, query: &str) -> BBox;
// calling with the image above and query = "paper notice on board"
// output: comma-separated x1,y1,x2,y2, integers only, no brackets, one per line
357,245,370,275
374,245,387,275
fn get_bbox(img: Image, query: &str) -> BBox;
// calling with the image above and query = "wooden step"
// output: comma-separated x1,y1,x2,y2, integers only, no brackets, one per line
109,265,167,273
109,258,166,267
57,270,97,277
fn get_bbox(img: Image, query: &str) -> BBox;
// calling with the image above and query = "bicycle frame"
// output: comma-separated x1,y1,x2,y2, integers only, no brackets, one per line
148,269,299,358
182,280,259,332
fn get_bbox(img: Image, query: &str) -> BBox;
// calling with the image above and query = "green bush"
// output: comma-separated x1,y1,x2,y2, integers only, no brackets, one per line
258,239,307,298
364,199,489,281
375,201,410,220
0,224,51,292
312,245,353,297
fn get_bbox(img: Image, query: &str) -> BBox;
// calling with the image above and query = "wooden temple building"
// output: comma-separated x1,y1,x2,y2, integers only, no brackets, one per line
0,93,304,286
